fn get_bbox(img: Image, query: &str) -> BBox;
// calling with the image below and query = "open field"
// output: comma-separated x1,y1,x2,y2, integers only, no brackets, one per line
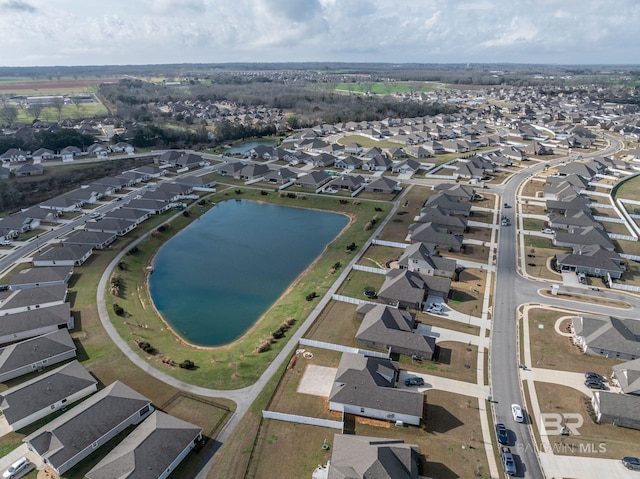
13,103,109,123
334,81,439,95
0,77,119,94
527,308,622,374
535,382,640,459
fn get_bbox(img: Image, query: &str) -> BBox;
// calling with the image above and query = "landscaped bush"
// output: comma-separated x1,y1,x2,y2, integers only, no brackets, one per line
179,359,196,369
117,261,127,271
182,210,190,217
305,292,317,301
126,246,139,255
113,303,125,316
254,338,273,353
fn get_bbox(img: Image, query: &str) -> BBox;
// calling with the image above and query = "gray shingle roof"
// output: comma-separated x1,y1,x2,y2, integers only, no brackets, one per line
0,329,75,375
0,360,96,428
9,266,73,289
24,381,152,472
85,411,201,479
0,303,72,342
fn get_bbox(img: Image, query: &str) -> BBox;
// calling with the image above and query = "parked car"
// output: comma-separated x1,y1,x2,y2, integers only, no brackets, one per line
623,456,640,470
541,228,554,234
501,446,516,476
501,219,510,226
496,423,509,445
3,457,29,479
511,404,524,423
585,379,607,390
426,303,443,314
405,376,425,387
585,372,606,382
0,240,12,246
504,203,511,208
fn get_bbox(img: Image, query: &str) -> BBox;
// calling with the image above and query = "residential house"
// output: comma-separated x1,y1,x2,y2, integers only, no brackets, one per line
424,193,472,216
0,360,97,431
157,150,183,166
591,391,640,430
319,434,420,479
62,230,116,249
0,148,28,163
237,163,270,180
87,143,109,157
413,209,467,233
0,329,76,382
612,358,640,395
362,155,392,172
218,161,245,177
66,187,101,205
263,167,297,185
571,315,640,360
355,304,436,360
391,159,421,175
0,213,40,237
0,303,74,346
364,177,401,194
85,411,202,479
84,218,137,237
553,225,614,251
433,184,478,202
328,353,424,426
404,146,431,159
334,156,363,170
33,245,93,267
9,266,73,290
103,208,150,226
39,194,84,213
327,175,366,192
397,242,456,278
59,146,82,162
111,142,134,154
557,162,598,180
295,171,332,190
23,381,153,476
175,152,203,170
122,198,172,215
31,148,55,163
556,245,625,279
378,269,451,310
0,283,68,315
408,222,464,252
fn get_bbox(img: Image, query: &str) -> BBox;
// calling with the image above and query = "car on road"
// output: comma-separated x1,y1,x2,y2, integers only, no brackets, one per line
405,376,425,387
501,219,510,226
496,423,509,445
0,240,12,246
501,446,516,476
541,228,554,234
504,203,511,208
89,212,102,219
585,372,606,382
623,456,640,470
585,379,607,390
3,457,29,478
511,403,524,423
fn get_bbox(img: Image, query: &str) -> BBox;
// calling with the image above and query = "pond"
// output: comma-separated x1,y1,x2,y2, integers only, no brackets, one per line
225,139,275,155
148,200,349,346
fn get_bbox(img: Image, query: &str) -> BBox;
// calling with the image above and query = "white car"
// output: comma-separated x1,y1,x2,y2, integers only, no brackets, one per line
0,240,12,246
511,404,524,423
3,457,29,478
541,228,554,234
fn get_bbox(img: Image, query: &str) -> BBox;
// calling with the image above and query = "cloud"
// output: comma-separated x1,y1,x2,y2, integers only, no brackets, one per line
150,0,206,14
2,0,36,13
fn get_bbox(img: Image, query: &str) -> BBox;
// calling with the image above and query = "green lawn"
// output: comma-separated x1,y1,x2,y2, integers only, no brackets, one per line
14,103,108,123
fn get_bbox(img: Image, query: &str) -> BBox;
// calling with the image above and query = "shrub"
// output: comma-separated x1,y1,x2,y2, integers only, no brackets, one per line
235,189,243,195
179,359,196,369
126,246,139,255
113,303,124,316
182,210,190,217
272,328,285,339
260,190,269,196
117,261,127,271
364,221,373,231
306,292,318,301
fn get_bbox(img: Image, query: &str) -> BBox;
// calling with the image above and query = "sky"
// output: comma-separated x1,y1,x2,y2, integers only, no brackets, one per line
0,0,638,67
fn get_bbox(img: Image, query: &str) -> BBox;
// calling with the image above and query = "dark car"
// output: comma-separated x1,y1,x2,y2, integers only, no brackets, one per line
405,377,425,387
585,379,606,390
585,372,606,382
623,456,640,470
496,423,509,445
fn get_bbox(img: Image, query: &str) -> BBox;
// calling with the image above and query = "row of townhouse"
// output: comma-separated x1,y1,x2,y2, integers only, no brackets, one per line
0,142,135,164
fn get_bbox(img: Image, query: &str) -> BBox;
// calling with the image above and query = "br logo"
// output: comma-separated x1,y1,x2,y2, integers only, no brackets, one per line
539,413,583,436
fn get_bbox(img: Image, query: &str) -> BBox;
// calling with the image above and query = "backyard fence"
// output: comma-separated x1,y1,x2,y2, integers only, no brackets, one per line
371,239,408,248
607,233,637,241
610,282,640,293
331,294,379,306
299,338,390,359
352,264,387,274
261,411,344,430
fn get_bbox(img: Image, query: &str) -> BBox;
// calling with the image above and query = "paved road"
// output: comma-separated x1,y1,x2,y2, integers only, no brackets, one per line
489,132,626,479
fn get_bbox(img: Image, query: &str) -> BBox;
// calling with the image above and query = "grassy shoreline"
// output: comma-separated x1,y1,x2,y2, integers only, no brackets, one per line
104,187,392,389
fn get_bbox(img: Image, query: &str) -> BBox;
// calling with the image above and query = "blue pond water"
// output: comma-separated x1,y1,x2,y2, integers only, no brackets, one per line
148,200,349,346
225,139,275,155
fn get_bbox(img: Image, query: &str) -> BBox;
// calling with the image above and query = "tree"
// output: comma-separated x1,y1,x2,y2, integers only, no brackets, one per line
50,97,65,121
26,104,43,122
0,105,18,127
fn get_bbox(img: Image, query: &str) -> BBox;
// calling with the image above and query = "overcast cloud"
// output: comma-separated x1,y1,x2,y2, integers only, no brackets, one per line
0,0,637,66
